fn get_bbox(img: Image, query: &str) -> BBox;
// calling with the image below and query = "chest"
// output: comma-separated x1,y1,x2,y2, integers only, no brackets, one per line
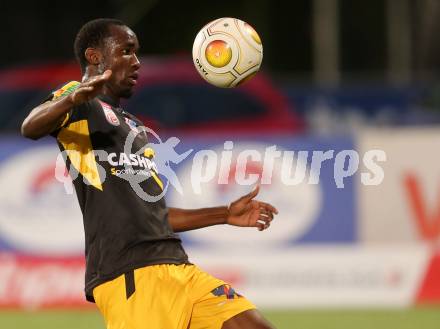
90,100,148,152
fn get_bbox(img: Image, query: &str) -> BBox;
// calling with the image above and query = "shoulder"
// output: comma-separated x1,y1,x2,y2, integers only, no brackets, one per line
41,81,81,104
42,80,81,104
51,81,81,101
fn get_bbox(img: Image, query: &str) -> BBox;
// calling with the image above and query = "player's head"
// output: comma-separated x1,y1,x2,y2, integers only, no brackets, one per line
74,18,140,98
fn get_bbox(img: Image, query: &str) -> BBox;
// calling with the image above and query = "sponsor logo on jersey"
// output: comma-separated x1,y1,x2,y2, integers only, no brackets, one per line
125,118,139,133
211,284,240,299
99,101,120,126
107,152,160,182
107,152,158,171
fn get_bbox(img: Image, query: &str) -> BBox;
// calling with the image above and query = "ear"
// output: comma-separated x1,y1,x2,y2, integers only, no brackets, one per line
85,48,102,66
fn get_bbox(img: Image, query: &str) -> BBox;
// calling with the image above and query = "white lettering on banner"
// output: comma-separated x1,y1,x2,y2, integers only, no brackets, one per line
189,246,430,308
0,255,86,309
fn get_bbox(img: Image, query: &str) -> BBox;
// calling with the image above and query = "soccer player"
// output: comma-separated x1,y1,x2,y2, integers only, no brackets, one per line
21,18,278,329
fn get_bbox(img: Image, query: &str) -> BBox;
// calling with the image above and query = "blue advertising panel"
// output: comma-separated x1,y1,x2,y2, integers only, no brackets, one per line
163,135,356,247
0,137,84,254
0,134,357,256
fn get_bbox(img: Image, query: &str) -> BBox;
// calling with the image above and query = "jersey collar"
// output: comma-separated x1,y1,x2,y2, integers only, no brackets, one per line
97,94,120,108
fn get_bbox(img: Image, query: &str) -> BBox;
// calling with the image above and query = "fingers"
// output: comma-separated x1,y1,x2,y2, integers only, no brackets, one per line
240,185,260,202
255,202,278,231
256,218,271,231
73,85,95,97
71,70,112,105
84,70,112,87
77,86,94,93
250,208,274,231
259,211,273,224
259,201,278,215
102,69,112,79
238,187,279,217
256,201,278,220
259,208,274,221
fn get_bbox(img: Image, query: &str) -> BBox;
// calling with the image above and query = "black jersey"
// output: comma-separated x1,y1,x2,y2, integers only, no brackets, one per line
48,81,189,302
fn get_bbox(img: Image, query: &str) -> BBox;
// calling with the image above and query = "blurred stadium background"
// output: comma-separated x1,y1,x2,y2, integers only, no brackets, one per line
1,0,440,328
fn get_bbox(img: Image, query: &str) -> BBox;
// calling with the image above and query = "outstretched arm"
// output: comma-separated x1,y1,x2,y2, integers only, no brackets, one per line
168,186,278,233
21,70,112,140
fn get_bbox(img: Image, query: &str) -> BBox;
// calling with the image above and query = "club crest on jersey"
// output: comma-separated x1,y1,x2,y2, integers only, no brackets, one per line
125,117,139,133
99,101,120,126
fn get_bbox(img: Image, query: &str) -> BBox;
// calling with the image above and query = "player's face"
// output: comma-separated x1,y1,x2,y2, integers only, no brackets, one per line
101,25,140,98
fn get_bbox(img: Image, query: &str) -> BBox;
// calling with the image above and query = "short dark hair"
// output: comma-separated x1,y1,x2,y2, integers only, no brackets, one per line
74,18,125,72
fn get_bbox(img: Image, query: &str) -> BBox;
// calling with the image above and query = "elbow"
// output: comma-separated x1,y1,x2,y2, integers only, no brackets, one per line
21,120,41,140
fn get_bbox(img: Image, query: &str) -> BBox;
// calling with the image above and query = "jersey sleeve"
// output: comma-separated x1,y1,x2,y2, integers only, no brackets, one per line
45,81,83,137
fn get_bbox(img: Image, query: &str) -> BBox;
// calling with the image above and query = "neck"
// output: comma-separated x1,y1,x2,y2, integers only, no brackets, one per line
83,66,119,103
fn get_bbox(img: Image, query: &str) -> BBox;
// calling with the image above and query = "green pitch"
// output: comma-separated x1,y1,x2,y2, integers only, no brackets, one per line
0,307,439,329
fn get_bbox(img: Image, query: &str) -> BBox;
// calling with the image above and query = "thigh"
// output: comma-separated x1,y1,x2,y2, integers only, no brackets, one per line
221,309,275,329
93,265,193,329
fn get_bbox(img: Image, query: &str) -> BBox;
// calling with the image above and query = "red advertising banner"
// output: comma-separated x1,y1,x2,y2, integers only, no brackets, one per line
0,253,89,309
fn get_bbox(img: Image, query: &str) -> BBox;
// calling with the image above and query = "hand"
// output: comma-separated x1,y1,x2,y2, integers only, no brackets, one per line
69,70,112,105
226,185,278,231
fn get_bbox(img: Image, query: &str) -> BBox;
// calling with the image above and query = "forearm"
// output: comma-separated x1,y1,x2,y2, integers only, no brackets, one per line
168,206,229,232
21,95,74,140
